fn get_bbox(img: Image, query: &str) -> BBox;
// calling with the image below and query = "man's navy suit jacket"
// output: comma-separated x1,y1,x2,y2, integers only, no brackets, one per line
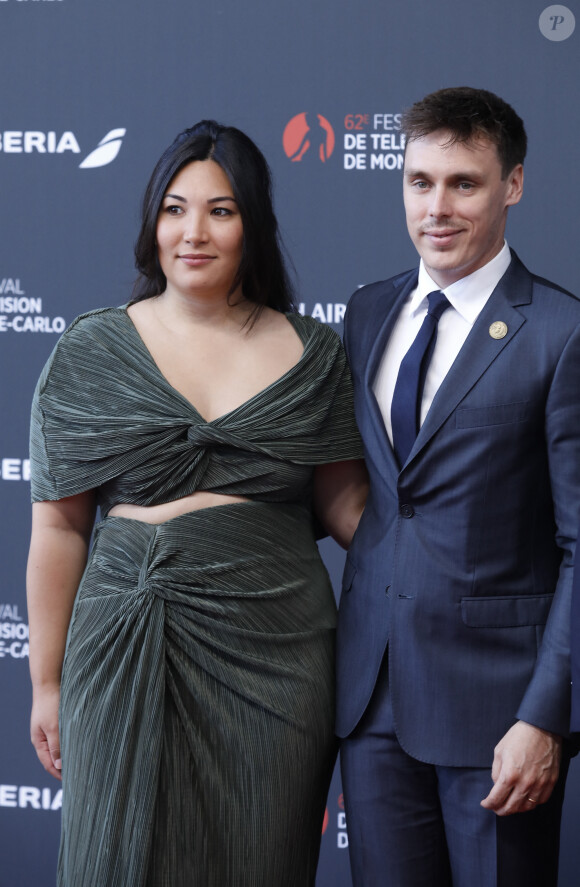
336,251,580,767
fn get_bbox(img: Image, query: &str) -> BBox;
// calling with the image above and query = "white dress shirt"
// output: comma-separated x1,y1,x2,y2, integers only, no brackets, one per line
373,242,512,445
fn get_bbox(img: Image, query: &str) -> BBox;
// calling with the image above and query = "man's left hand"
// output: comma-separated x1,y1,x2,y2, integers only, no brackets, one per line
480,720,562,816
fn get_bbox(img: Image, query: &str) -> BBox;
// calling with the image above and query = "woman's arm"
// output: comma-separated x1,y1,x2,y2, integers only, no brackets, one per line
313,460,369,549
27,491,97,779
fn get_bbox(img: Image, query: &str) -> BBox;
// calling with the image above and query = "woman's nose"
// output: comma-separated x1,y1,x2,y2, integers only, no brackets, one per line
183,212,208,243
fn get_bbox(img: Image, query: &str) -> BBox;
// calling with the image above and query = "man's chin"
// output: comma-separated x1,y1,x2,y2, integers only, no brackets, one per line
422,256,465,287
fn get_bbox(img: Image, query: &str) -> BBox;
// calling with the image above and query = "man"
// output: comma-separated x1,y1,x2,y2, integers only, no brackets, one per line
337,87,580,887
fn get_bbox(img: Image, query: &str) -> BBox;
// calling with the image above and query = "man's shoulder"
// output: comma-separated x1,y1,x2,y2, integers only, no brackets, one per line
509,250,580,314
529,271,579,306
346,268,417,318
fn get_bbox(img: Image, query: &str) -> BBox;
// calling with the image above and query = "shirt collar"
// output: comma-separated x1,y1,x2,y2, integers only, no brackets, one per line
410,241,512,325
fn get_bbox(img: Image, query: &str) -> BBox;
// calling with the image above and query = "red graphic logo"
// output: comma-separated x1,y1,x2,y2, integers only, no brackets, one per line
322,806,329,834
283,112,335,163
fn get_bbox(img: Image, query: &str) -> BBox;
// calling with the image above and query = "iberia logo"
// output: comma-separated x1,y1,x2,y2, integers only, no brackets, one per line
79,129,126,168
282,113,335,163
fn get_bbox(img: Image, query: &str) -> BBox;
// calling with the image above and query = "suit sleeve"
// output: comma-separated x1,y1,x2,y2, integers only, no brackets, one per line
517,322,580,736
342,288,357,367
570,550,580,732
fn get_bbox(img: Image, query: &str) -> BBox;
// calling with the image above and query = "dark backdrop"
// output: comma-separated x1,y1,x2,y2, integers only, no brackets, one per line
0,1,578,883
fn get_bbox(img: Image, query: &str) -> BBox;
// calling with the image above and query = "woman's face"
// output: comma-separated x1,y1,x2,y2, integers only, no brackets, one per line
155,159,244,302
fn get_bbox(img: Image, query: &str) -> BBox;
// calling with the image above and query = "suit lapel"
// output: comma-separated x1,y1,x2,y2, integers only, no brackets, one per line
363,272,418,481
405,254,532,465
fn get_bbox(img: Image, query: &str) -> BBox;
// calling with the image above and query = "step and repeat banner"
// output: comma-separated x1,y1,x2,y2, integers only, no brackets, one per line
0,1,579,884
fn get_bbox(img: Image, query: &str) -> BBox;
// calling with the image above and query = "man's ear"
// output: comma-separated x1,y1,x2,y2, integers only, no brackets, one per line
505,164,524,208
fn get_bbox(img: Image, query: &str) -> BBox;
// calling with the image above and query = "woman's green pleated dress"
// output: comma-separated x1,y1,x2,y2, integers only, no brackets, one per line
30,307,363,887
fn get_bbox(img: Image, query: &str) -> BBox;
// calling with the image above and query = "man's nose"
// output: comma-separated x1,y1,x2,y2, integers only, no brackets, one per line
428,187,452,218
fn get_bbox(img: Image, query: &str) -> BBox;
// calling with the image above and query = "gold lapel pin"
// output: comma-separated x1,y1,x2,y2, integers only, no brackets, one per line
489,321,508,340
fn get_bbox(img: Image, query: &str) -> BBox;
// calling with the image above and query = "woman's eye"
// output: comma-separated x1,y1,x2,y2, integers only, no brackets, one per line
211,207,233,216
165,205,184,215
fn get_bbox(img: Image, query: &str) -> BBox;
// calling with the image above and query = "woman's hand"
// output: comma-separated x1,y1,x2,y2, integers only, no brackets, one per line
31,683,62,780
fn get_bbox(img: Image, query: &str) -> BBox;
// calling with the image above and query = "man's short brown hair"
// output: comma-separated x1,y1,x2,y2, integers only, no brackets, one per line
401,87,527,178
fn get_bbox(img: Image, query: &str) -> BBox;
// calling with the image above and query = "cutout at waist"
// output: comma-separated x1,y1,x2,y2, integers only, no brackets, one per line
108,492,252,525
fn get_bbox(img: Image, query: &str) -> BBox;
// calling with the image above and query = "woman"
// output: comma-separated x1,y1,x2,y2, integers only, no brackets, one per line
27,120,367,887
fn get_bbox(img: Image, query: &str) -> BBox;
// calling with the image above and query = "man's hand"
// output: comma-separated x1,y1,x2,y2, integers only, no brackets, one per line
480,720,561,816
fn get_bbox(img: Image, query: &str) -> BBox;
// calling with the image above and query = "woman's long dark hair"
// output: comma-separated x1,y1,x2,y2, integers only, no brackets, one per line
133,121,296,316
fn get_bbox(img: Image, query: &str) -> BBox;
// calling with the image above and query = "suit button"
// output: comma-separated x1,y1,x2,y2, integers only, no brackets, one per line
400,504,414,518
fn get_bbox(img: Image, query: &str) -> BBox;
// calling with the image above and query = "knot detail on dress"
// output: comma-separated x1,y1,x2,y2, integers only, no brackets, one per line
186,424,226,447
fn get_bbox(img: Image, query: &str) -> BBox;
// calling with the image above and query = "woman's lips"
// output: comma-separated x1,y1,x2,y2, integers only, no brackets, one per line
178,254,215,266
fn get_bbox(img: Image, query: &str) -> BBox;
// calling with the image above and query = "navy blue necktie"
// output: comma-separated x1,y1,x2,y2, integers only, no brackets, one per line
391,290,450,467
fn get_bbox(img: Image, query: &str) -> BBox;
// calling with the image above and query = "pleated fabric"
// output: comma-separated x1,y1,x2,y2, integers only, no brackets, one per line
58,504,337,886
30,308,363,514
29,307,363,886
